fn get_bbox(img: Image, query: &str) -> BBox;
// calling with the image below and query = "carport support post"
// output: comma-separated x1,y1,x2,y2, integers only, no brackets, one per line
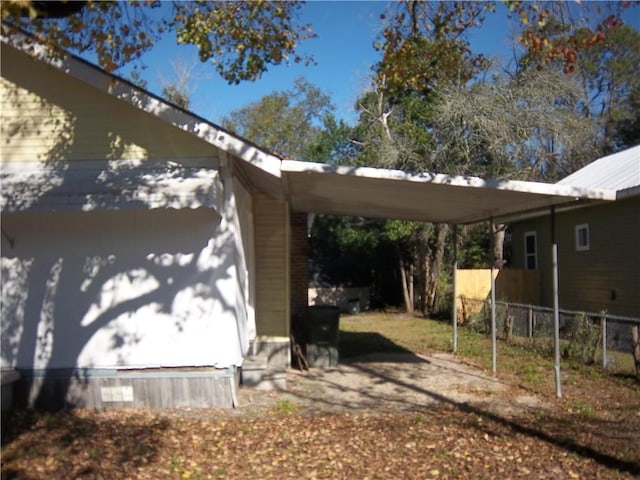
490,218,497,375
452,224,458,354
551,207,562,398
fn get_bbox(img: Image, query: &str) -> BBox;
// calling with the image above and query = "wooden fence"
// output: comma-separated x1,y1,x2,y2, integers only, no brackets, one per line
456,269,540,323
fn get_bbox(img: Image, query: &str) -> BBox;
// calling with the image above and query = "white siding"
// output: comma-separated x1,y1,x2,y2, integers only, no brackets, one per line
1,208,248,369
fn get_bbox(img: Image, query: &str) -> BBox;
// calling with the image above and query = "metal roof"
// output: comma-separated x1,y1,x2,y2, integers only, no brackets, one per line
558,145,640,193
281,161,616,225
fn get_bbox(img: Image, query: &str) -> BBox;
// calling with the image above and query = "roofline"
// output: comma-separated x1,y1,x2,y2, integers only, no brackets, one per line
282,160,617,201
557,144,640,191
617,184,640,200
282,160,618,224
0,24,283,178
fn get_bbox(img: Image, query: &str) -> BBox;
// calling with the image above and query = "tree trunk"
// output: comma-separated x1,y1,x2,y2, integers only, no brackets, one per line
424,224,449,315
399,258,414,314
632,325,640,380
417,238,427,314
409,263,414,310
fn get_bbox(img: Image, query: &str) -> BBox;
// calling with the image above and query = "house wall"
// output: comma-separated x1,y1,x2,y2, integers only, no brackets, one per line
0,44,217,164
0,208,250,371
252,193,290,368
0,42,258,374
232,177,256,343
290,212,309,341
509,196,640,317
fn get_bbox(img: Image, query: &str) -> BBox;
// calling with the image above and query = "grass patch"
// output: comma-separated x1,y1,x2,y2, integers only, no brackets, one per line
274,399,298,415
339,313,457,356
338,312,636,396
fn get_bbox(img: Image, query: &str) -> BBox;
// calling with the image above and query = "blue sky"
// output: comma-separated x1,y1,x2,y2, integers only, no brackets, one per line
127,1,640,126
138,1,389,124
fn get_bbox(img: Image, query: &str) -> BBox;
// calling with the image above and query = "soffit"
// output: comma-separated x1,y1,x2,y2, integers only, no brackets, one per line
281,161,616,225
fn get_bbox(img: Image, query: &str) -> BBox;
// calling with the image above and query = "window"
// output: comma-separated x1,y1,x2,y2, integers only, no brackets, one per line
575,224,590,251
524,231,537,270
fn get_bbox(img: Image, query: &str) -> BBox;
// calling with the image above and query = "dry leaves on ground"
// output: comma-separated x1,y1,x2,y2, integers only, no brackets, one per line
2,401,639,480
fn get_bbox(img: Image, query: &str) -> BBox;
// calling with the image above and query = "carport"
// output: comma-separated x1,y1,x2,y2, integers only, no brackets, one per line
279,160,617,397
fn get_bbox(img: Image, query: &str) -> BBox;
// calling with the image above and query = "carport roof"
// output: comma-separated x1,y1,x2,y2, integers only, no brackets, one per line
281,161,616,225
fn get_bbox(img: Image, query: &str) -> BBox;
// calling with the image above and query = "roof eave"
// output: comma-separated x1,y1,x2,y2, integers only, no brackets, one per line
282,160,617,225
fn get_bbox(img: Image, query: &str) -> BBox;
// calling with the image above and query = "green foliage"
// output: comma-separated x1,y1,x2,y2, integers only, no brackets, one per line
304,115,359,165
2,1,315,84
310,215,404,307
375,1,494,98
161,83,190,110
383,219,421,243
351,89,437,171
459,225,491,269
575,24,640,152
563,314,600,365
222,77,333,160
508,1,634,75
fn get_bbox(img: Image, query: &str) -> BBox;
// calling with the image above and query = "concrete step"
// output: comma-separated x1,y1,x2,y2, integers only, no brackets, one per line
240,355,287,391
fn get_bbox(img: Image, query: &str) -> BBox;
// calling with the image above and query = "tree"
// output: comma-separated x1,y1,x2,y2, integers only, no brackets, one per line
1,0,315,85
507,1,640,153
574,24,640,152
374,1,494,99
309,215,406,309
507,1,634,75
159,57,199,110
349,1,496,315
431,68,598,182
221,78,333,160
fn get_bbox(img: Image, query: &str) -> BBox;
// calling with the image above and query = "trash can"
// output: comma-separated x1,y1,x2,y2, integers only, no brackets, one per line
306,306,340,367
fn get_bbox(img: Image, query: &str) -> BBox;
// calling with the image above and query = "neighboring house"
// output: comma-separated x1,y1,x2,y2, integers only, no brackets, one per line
508,146,640,318
1,35,304,409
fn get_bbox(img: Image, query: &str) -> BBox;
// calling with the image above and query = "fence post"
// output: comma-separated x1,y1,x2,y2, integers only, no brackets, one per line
550,206,562,398
490,218,497,375
601,314,607,369
452,225,458,354
528,306,533,339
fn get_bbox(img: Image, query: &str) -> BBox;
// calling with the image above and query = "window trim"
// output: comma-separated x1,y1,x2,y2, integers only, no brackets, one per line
524,231,537,270
575,224,590,251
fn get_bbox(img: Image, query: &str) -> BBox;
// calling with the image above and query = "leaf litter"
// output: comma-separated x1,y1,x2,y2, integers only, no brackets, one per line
2,346,639,479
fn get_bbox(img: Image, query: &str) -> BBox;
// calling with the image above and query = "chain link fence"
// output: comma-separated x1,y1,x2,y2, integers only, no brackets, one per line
458,296,640,377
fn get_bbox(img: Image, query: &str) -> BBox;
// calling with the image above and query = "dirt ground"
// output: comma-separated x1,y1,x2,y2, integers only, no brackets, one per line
236,352,546,417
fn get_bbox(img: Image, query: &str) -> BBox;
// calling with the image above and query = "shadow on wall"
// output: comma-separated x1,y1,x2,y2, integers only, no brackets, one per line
1,44,258,409
0,208,241,409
